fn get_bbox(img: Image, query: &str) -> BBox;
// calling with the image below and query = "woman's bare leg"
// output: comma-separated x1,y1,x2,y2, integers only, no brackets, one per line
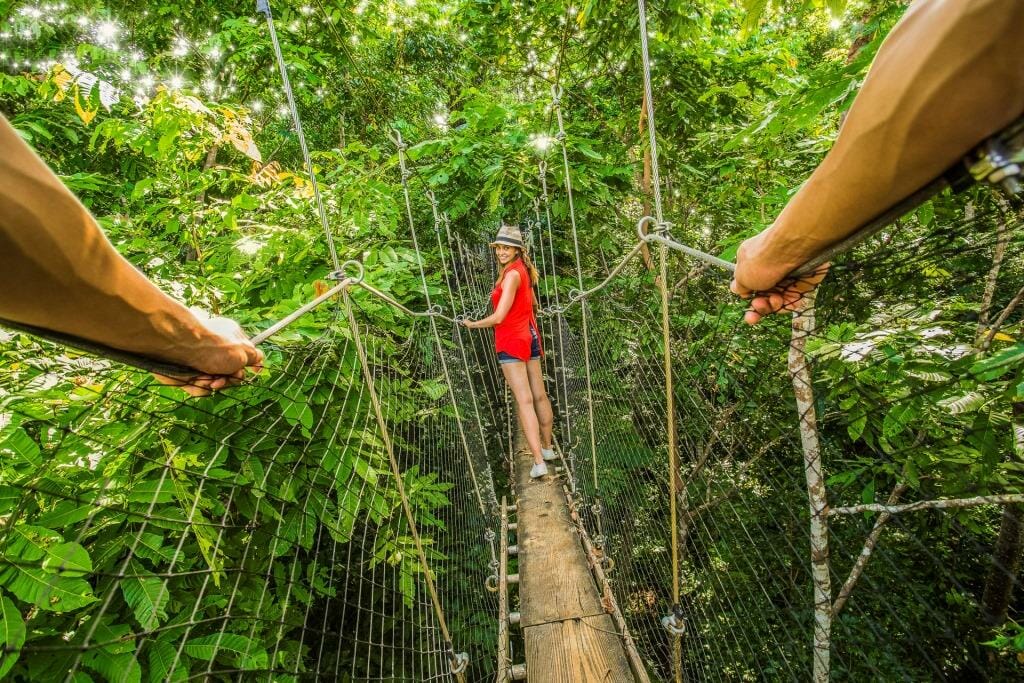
501,361,544,465
526,359,553,450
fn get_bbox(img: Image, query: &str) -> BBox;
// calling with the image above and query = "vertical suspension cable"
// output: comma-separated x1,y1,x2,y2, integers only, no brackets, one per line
342,288,468,680
551,83,604,548
636,1,683,680
257,0,341,273
537,161,575,479
392,131,488,518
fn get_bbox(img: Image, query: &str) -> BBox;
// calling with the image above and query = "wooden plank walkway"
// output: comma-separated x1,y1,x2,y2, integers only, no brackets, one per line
513,450,639,682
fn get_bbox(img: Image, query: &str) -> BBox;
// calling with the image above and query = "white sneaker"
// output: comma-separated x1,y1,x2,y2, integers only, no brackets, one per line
530,462,548,479
542,448,558,462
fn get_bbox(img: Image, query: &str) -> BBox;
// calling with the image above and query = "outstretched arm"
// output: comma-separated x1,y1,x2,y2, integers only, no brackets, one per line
463,270,520,329
732,0,1024,323
0,114,262,391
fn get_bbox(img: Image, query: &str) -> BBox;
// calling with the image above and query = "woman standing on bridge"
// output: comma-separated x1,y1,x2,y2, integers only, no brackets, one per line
462,225,557,479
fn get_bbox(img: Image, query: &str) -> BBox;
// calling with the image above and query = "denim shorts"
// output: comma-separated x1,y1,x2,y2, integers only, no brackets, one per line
498,326,541,364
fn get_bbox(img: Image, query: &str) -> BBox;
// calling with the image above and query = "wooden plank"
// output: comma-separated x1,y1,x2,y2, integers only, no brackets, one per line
522,614,634,683
512,445,637,682
515,451,602,627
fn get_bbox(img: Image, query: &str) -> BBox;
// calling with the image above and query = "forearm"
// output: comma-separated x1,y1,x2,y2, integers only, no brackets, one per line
0,115,219,365
470,313,504,329
757,0,1024,276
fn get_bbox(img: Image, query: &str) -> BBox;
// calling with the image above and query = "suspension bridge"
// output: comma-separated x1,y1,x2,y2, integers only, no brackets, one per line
2,1,1024,682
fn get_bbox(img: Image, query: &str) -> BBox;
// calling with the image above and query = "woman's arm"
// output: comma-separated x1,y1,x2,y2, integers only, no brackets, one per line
0,114,262,389
464,270,520,329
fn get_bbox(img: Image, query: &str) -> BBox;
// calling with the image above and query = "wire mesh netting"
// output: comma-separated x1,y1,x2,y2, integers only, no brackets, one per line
0,306,500,681
509,193,1024,681
3,177,1023,683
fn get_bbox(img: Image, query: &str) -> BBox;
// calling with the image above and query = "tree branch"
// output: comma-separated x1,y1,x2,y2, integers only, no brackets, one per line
832,482,908,616
830,494,1024,516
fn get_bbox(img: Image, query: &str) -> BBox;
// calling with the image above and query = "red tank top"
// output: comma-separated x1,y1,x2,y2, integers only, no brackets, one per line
490,259,542,361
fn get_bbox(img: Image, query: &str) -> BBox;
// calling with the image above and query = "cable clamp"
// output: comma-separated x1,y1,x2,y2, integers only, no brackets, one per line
401,169,412,182
590,503,603,517
484,529,496,543
555,130,567,143
426,189,438,207
636,215,657,240
662,604,687,636
967,136,1023,195
255,0,271,17
637,215,676,238
450,651,469,674
327,259,365,284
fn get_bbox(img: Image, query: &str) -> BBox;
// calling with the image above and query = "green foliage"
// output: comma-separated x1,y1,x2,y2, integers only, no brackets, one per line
1,0,1022,680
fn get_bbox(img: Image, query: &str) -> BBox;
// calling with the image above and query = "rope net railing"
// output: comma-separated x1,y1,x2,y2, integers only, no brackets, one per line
491,189,1024,682
0,286,503,681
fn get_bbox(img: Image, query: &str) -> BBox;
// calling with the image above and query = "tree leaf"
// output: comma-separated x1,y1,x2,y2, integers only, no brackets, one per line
0,592,26,679
938,392,986,415
120,561,169,630
0,426,42,469
971,343,1024,381
0,527,97,612
41,542,92,578
183,633,268,670
882,402,917,439
147,640,188,683
0,563,96,612
83,649,142,683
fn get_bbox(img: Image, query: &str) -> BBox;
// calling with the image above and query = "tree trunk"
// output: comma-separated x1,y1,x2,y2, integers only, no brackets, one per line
788,294,831,683
976,208,1010,345
980,403,1024,627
